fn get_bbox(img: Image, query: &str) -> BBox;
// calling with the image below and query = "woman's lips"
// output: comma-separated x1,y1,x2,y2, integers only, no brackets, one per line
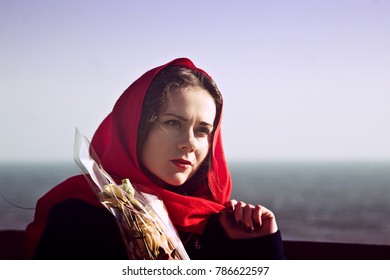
170,159,192,169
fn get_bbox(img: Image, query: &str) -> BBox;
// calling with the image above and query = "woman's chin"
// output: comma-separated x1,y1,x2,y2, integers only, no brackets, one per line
163,175,190,187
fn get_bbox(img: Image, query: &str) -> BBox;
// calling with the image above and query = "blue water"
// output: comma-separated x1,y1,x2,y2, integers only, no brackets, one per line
1,161,389,245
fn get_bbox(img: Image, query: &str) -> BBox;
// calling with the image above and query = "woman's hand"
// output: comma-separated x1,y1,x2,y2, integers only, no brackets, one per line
219,199,278,240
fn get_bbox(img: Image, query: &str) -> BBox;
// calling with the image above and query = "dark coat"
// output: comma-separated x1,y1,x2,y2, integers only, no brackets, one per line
35,199,284,260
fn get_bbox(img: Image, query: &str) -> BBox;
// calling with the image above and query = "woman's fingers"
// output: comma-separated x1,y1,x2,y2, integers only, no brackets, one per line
253,204,262,228
233,201,245,227
243,204,255,231
226,200,258,230
225,199,274,230
219,200,278,239
224,199,237,212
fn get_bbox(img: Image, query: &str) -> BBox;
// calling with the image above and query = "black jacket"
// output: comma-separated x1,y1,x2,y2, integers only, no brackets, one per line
35,199,285,260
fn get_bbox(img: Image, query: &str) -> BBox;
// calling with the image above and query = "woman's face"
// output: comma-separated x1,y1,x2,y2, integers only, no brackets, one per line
141,86,217,186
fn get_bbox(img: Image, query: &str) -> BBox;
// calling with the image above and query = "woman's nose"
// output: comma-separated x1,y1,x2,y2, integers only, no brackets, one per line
178,130,195,152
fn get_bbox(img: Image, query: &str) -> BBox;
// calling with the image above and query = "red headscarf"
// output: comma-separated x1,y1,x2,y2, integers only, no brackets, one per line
25,58,232,258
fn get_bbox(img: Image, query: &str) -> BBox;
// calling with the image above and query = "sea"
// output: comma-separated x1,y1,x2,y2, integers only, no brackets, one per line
1,160,389,246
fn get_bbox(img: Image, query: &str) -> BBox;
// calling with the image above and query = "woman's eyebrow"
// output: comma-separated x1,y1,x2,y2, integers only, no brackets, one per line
161,113,213,127
161,112,188,121
199,121,214,128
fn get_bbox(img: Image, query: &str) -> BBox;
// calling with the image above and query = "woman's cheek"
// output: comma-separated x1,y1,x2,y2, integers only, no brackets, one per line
197,140,210,158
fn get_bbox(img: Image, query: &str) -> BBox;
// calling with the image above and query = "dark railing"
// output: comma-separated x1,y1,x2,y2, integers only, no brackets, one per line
1,230,389,260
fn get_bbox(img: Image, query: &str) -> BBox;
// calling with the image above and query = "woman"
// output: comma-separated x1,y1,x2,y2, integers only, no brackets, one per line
25,58,284,259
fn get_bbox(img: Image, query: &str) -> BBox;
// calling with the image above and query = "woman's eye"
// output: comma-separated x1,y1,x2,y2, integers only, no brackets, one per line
164,120,181,128
196,127,211,136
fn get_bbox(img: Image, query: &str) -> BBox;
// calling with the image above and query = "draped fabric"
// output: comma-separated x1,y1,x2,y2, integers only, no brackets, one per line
25,58,232,258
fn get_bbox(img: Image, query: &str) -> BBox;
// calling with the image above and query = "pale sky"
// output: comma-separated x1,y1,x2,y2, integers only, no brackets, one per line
1,0,390,163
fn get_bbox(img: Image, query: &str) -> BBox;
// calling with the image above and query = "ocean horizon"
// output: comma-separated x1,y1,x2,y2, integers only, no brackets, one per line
1,160,389,245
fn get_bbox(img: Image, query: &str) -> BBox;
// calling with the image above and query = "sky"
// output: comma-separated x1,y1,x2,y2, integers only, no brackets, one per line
1,0,390,163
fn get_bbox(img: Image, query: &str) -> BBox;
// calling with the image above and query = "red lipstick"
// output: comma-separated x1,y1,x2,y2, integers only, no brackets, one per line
171,159,192,169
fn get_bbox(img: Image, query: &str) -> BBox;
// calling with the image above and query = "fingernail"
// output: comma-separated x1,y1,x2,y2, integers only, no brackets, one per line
246,226,254,232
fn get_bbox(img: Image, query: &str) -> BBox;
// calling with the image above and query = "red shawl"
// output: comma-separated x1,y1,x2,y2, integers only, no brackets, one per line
25,58,232,258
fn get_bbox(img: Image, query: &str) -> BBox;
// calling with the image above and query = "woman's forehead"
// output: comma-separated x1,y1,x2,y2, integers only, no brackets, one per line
159,87,216,121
